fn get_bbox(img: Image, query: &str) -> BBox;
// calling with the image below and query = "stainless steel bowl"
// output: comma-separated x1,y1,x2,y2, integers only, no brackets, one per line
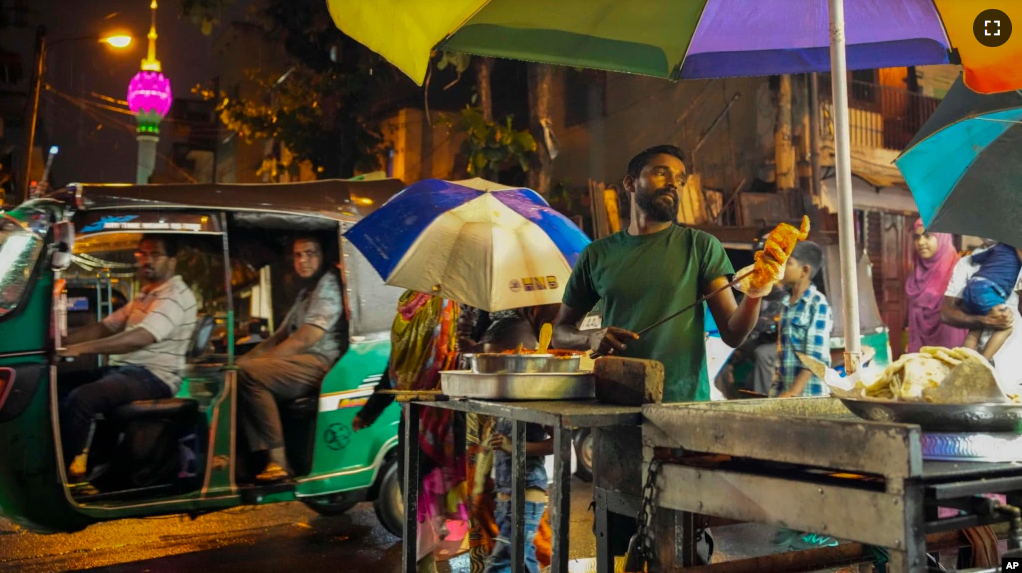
839,397,1022,433
464,353,581,374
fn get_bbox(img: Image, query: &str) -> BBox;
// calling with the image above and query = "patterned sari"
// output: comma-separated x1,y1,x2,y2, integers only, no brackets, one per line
391,291,467,561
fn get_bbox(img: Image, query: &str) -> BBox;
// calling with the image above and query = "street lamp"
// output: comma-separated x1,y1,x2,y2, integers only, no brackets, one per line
18,28,134,204
102,35,133,49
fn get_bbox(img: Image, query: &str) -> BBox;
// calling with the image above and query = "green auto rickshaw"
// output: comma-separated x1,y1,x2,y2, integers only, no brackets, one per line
0,179,408,534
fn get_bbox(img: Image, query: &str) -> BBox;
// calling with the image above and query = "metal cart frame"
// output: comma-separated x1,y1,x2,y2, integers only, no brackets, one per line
402,400,641,573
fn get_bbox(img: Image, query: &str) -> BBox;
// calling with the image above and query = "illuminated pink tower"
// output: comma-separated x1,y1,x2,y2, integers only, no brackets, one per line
126,0,172,184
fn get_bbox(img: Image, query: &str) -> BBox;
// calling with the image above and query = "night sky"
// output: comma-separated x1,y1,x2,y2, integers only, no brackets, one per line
33,0,251,185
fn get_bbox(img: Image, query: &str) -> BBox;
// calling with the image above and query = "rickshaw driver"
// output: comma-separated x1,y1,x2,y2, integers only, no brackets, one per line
57,235,198,482
236,236,345,482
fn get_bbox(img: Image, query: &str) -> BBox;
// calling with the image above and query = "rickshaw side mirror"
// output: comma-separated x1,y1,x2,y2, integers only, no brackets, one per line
50,221,75,271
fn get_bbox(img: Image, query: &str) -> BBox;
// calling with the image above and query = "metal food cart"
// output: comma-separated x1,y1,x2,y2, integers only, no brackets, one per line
614,398,1022,573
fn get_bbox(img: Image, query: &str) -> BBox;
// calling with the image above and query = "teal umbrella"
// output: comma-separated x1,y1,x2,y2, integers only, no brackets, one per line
896,76,1022,247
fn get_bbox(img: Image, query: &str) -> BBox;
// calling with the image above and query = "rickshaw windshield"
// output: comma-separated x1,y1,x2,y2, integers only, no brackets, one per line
0,217,45,316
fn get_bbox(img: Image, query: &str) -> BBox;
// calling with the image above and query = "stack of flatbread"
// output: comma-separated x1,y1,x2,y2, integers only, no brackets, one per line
838,347,1019,405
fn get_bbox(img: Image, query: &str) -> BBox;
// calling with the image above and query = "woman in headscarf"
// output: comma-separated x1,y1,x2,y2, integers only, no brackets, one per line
906,219,968,352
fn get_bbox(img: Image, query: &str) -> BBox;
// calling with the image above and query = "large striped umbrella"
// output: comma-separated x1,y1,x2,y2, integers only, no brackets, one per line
329,0,1022,94
896,75,1022,247
332,0,1022,374
343,178,590,312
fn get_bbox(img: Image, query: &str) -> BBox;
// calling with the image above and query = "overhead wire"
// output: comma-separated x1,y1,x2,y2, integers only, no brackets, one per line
47,90,201,183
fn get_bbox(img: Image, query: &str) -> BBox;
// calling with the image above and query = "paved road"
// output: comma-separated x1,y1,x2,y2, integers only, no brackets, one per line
1,480,878,573
0,482,596,573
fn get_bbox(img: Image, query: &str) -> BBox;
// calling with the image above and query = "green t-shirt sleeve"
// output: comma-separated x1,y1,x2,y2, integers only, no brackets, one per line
697,232,735,289
562,246,600,314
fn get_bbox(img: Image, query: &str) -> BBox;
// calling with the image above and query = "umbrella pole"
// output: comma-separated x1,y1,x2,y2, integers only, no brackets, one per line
827,0,863,373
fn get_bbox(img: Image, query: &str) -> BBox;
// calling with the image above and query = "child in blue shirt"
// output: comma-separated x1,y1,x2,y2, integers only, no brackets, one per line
961,243,1022,360
771,241,834,398
485,420,553,573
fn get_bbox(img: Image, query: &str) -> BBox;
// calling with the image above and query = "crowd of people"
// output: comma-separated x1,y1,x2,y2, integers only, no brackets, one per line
50,143,1022,572
908,221,1022,380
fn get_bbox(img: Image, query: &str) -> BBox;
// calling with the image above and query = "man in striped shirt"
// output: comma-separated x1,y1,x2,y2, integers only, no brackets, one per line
58,235,197,481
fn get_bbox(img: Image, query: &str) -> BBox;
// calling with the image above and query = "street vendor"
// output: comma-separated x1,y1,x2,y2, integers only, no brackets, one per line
552,144,763,403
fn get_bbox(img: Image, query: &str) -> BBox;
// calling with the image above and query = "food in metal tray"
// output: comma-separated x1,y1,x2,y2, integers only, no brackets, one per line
500,345,584,358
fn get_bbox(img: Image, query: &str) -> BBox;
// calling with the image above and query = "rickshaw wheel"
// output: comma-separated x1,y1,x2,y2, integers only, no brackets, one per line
373,457,403,537
574,428,594,483
301,496,358,516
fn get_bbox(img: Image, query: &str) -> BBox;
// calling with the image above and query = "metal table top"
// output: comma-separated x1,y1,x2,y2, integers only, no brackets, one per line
416,399,642,428
923,460,1022,480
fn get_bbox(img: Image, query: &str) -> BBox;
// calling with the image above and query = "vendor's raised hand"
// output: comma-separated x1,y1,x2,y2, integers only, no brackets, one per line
983,305,1014,331
587,326,639,356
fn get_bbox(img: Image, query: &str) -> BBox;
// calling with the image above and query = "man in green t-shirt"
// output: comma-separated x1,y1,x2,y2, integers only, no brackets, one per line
553,144,763,403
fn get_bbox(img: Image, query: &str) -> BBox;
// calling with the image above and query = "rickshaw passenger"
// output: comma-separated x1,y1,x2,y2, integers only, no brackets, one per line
58,235,198,481
237,236,344,482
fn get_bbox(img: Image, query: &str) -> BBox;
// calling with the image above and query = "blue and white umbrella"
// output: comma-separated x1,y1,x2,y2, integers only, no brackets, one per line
344,178,591,312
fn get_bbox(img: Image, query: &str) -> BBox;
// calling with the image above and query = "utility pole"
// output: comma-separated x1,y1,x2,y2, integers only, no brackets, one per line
808,73,822,197
774,74,796,191
211,75,220,183
20,25,45,204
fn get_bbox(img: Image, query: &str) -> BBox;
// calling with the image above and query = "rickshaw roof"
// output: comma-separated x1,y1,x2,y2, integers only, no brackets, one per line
63,179,407,221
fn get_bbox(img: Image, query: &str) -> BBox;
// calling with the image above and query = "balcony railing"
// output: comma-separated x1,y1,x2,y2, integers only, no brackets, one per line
819,78,940,151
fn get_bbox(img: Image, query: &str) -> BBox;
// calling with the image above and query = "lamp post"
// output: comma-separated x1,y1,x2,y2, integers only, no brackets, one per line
18,29,133,204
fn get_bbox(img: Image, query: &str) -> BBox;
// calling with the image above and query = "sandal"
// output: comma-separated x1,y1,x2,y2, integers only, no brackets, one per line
255,462,292,482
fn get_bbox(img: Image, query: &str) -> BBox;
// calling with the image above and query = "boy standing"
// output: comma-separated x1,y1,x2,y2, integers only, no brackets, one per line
771,241,840,552
772,241,834,398
485,420,554,573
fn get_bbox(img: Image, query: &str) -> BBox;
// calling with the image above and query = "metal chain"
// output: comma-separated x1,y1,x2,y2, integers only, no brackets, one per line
634,459,662,567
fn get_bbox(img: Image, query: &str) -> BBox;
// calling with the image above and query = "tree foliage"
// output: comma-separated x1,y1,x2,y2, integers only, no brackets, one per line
181,0,399,179
438,108,536,181
195,65,383,179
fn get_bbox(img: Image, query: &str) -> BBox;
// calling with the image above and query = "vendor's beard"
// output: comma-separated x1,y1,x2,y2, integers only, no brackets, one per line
636,188,679,223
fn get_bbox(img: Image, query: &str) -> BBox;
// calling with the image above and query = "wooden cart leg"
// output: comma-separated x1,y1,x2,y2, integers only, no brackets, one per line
511,420,527,573
651,508,680,573
595,488,614,573
551,426,572,573
402,403,421,573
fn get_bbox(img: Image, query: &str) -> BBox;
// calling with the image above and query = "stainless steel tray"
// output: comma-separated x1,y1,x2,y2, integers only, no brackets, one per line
922,432,1022,462
441,371,595,400
463,353,581,374
839,397,1022,433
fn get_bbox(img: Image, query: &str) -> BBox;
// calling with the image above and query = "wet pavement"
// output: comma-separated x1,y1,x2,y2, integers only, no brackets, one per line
1,480,874,573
